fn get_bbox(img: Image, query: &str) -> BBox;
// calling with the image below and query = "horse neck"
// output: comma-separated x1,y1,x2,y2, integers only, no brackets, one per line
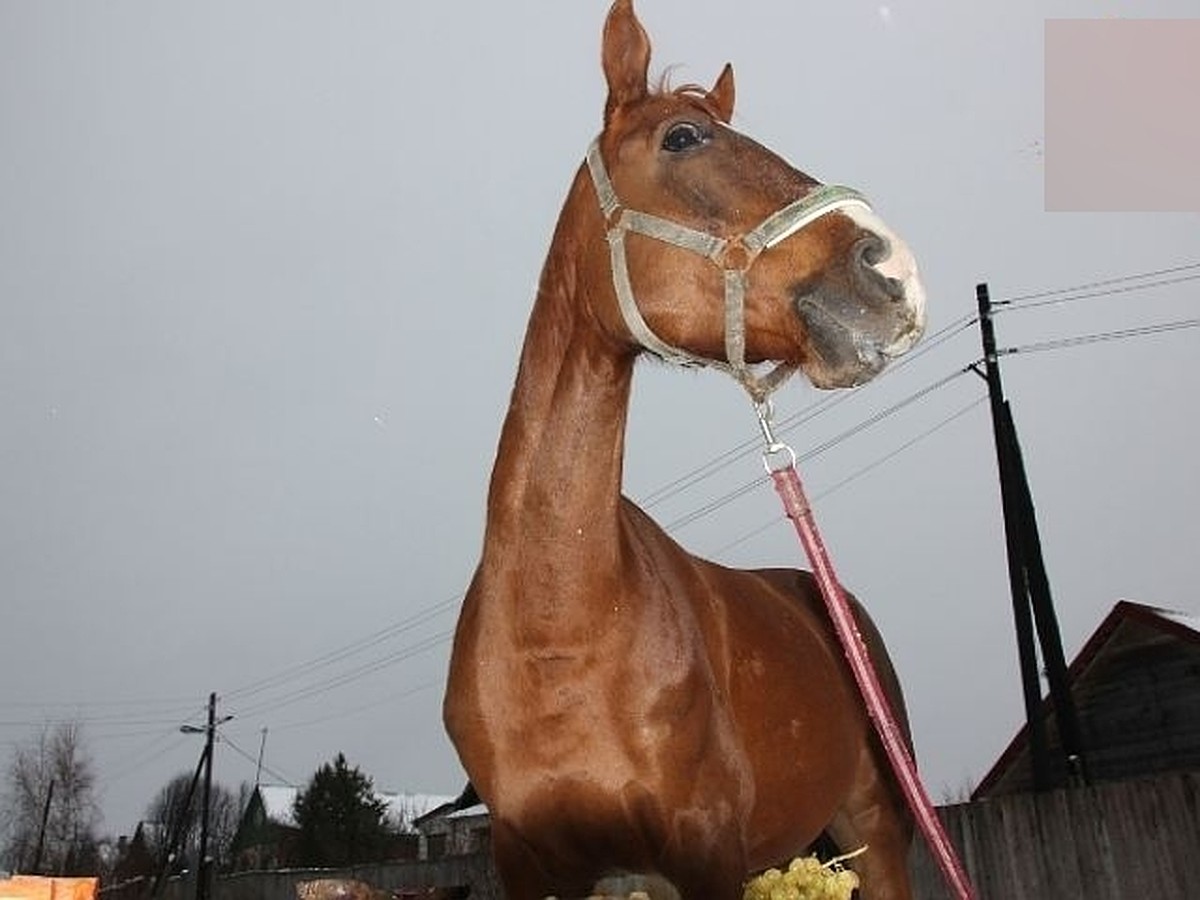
482,169,634,576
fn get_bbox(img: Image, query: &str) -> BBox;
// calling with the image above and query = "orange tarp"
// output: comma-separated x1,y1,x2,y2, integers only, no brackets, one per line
0,877,98,900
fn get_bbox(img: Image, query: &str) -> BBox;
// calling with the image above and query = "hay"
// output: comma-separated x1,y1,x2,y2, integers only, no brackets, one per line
742,850,864,900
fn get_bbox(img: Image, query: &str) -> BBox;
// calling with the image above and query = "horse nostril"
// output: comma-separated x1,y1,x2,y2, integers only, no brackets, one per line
852,233,905,302
854,232,891,268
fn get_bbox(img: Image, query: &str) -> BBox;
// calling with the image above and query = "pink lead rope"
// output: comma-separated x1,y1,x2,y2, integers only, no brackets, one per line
758,404,978,900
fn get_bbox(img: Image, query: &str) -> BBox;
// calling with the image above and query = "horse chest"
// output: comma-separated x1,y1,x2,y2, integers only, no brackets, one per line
463,582,734,770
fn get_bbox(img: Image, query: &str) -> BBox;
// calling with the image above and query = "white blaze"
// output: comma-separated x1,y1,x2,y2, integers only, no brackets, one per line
841,204,927,355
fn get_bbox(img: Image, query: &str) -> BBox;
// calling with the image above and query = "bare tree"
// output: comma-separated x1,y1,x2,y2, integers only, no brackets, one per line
2,722,100,874
145,772,241,871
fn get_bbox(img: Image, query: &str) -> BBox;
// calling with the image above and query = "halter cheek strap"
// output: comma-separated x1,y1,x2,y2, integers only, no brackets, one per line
586,138,872,404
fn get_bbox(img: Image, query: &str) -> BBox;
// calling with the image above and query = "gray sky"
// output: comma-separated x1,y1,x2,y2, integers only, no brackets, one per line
2,0,1197,838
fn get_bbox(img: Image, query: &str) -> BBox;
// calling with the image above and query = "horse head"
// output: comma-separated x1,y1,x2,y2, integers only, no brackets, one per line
584,0,926,394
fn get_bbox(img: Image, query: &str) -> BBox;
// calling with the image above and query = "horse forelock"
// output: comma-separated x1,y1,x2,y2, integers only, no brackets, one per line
648,68,727,120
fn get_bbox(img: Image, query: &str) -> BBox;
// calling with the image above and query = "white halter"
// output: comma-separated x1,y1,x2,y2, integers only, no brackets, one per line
586,138,873,403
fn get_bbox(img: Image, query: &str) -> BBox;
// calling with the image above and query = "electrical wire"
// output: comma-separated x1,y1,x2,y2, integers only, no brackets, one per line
1001,317,1200,356
221,732,298,787
0,698,206,730
992,260,1200,308
96,731,196,798
266,680,440,734
709,395,988,556
998,272,1200,315
641,312,979,511
222,594,460,703
663,365,975,532
229,630,454,720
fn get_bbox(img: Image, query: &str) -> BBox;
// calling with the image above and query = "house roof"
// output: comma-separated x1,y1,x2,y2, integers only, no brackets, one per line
411,782,486,828
379,792,458,830
255,785,297,828
253,784,454,833
972,600,1200,798
447,803,488,820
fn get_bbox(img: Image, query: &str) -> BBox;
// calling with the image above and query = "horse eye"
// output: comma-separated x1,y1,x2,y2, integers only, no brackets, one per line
662,122,706,153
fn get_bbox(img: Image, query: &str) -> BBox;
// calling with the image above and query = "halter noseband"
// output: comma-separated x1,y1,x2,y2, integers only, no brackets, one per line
586,138,872,404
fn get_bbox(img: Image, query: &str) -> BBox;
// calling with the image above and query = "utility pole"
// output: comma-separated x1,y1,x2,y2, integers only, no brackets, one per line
152,751,205,898
198,694,215,900
254,728,267,788
180,693,231,900
975,283,1088,791
31,779,54,874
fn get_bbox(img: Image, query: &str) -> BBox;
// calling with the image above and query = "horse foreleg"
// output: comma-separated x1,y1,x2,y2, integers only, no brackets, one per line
666,855,748,900
657,819,750,900
826,743,915,900
488,821,575,900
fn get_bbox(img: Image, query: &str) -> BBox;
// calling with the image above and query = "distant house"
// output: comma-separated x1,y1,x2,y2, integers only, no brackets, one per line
974,600,1200,798
230,785,302,871
412,786,490,860
229,785,455,871
111,822,165,884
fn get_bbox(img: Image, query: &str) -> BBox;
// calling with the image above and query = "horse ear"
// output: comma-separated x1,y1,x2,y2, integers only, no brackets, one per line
709,63,736,123
602,0,651,124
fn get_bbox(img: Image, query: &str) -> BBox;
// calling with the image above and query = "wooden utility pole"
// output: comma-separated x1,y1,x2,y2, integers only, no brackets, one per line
177,693,230,900
152,749,205,898
31,779,54,874
197,693,216,900
975,282,1089,790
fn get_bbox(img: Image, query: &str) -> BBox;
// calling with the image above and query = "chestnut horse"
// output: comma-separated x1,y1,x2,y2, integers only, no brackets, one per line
444,2,926,898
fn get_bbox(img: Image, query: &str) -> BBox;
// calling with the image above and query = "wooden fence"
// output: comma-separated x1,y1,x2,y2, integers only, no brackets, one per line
104,771,1200,900
910,771,1200,899
99,855,498,900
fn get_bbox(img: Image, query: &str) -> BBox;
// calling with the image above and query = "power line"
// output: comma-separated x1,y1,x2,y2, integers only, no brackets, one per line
0,697,200,710
800,368,973,461
710,395,988,557
662,366,974,532
993,260,1200,308
266,680,440,734
222,594,460,703
810,395,988,507
656,284,1191,539
640,312,979,511
229,629,454,720
221,733,297,788
96,731,196,798
0,697,206,730
1001,317,1200,356
0,718,173,731
998,272,1200,314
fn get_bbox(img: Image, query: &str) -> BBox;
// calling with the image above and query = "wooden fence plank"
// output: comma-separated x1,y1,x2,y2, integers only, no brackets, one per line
910,772,1200,899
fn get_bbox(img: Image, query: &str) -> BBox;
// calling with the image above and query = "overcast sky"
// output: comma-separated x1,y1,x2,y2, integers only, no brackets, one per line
2,1,1197,838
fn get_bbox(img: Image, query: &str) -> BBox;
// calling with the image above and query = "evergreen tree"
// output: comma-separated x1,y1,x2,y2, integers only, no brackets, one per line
292,754,391,866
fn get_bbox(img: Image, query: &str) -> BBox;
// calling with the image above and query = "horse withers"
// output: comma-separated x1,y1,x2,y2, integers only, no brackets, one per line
443,2,925,898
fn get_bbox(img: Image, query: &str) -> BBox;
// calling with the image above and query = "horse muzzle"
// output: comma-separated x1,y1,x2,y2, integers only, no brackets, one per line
792,208,927,389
